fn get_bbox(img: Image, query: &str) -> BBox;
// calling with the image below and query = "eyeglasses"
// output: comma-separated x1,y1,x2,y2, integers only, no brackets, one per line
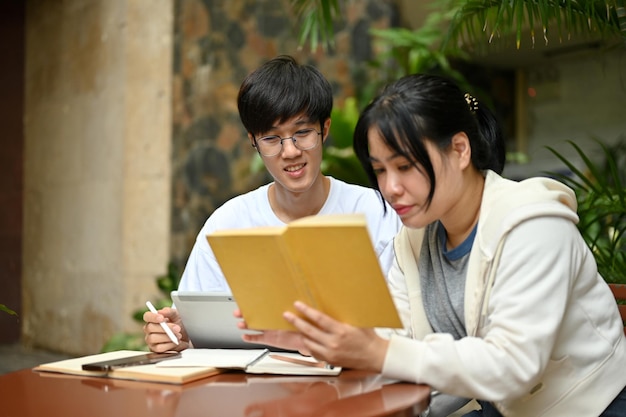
253,128,322,157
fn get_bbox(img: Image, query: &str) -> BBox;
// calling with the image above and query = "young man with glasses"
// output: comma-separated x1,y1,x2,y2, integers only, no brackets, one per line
144,55,401,352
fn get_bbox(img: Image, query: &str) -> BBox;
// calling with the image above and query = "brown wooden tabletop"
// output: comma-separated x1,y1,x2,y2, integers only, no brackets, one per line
0,368,430,417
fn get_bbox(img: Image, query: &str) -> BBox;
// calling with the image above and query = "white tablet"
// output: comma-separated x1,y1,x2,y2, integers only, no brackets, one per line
171,291,270,350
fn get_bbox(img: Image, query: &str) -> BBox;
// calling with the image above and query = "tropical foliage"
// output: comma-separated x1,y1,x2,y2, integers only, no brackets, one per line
444,0,625,50
291,0,626,51
323,97,369,186
367,9,468,91
289,0,341,51
546,138,626,284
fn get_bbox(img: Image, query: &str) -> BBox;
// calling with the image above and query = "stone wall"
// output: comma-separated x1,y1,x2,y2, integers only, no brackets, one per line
170,0,397,269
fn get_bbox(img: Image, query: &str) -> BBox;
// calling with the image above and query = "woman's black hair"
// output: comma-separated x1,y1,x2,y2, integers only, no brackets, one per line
353,73,506,207
237,55,333,136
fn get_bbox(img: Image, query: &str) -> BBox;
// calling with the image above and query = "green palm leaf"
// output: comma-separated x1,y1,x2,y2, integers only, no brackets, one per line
0,304,17,316
290,0,625,51
546,138,626,284
290,0,341,51
444,0,624,50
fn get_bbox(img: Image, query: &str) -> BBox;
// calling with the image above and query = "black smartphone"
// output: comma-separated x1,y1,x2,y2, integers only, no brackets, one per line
82,352,181,372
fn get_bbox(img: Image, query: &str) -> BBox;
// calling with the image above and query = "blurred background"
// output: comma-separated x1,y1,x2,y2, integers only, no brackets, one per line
1,0,624,358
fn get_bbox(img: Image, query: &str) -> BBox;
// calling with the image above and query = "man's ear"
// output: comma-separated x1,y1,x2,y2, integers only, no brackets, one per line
322,118,331,144
451,132,471,169
248,132,256,147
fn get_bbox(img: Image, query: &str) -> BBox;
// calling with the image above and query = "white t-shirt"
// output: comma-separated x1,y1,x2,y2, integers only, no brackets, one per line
178,177,402,292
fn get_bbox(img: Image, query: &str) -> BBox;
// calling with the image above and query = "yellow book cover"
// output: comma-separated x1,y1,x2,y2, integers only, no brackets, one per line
207,213,402,330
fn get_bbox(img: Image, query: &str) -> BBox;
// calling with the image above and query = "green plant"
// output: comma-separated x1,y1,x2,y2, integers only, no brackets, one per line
291,0,626,51
0,304,17,316
289,0,340,51
100,262,181,352
546,138,626,284
368,9,468,89
444,0,625,51
323,97,369,186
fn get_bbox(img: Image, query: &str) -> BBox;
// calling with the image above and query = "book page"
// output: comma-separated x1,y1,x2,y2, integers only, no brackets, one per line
156,349,341,376
247,352,341,376
156,348,268,369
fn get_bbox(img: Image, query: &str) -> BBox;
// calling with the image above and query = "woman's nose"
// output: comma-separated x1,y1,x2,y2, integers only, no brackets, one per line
381,174,403,199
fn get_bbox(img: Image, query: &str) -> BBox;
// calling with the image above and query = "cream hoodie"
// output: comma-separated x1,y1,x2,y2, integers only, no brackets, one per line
383,170,626,416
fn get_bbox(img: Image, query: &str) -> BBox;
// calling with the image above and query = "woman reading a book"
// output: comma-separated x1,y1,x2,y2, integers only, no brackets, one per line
143,55,401,353
244,74,626,416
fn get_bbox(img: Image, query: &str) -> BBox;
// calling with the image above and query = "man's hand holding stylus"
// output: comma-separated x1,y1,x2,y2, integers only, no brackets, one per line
143,307,191,352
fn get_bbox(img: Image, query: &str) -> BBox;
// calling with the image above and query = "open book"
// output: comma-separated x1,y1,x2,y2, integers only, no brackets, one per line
34,350,222,385
207,213,402,331
156,349,341,376
34,349,340,385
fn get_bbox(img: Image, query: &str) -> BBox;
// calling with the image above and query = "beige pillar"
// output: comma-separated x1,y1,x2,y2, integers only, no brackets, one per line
23,0,173,355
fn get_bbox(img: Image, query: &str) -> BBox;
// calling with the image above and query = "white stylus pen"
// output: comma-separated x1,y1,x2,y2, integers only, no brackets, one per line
146,301,179,345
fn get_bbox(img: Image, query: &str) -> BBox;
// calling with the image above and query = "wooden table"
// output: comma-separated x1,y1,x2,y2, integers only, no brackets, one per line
0,368,430,417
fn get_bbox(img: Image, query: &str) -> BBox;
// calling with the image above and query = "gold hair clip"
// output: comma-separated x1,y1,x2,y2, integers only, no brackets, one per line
464,93,478,114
